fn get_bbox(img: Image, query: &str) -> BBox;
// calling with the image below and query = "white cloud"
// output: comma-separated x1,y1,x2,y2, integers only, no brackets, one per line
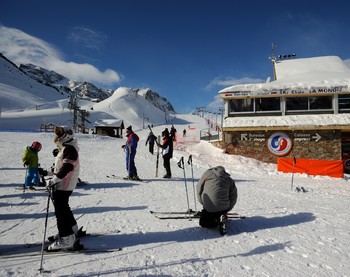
205,76,264,91
0,25,121,86
67,26,107,52
206,94,224,112
203,76,265,112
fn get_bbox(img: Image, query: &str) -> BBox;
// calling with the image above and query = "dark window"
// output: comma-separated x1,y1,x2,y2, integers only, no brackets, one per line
339,95,350,110
310,96,332,110
255,98,280,111
286,97,308,110
229,99,253,113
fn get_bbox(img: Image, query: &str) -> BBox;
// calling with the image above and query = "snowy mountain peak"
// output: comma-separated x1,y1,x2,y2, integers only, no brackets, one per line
1,54,175,114
0,54,177,130
18,60,175,113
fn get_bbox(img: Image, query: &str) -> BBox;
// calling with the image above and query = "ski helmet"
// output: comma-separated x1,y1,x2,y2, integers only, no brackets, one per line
31,141,42,152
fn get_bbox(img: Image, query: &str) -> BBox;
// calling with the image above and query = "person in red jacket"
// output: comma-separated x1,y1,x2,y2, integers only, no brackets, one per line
122,126,140,180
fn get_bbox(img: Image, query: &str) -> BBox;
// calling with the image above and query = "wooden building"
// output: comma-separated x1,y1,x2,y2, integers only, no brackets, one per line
94,119,124,138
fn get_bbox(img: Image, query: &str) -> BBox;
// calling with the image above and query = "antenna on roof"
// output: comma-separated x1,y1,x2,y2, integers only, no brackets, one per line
269,43,277,80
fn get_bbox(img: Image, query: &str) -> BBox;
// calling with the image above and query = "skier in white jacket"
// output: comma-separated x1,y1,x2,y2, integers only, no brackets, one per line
46,126,80,251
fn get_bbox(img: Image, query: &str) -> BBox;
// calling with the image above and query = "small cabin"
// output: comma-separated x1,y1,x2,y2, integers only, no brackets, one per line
94,119,124,138
40,122,56,132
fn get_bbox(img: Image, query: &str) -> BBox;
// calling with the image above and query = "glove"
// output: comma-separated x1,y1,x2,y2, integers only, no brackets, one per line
38,167,48,176
52,149,59,157
46,175,61,188
121,145,126,149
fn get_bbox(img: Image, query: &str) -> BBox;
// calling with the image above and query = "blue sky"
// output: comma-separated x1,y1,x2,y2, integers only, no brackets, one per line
1,0,350,113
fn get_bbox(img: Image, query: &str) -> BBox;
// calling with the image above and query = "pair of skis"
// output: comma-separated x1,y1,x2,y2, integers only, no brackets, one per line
150,210,246,220
15,186,46,191
106,175,148,183
1,230,122,260
1,247,122,259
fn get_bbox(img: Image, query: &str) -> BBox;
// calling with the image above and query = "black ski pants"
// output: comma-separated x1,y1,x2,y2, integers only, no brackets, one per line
163,155,172,177
52,189,77,237
149,142,155,154
199,208,229,228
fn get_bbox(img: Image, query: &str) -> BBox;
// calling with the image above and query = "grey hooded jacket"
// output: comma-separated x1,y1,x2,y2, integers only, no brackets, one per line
196,166,237,213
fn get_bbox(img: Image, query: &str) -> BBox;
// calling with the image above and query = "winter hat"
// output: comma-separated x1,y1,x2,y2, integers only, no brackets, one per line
31,141,42,152
126,126,133,133
54,126,73,143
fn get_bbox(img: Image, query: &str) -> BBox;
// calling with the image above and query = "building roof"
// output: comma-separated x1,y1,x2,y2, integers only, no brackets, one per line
219,56,350,98
94,119,124,128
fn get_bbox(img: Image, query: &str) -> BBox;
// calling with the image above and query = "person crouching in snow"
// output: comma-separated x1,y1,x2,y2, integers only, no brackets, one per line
196,166,237,229
46,126,81,251
156,128,173,178
22,141,42,190
122,126,140,180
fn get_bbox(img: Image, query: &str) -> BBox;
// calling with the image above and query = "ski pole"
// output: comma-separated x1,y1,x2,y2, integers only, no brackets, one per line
39,187,52,273
155,135,160,177
177,157,191,213
290,157,296,191
23,168,28,193
128,146,131,178
187,155,197,212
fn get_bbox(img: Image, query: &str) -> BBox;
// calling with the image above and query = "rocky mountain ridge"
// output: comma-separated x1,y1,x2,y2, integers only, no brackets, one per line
18,62,175,112
0,53,175,113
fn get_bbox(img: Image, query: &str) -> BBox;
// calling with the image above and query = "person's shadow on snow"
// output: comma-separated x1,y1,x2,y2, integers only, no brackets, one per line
0,213,316,255
231,212,316,234
84,212,316,250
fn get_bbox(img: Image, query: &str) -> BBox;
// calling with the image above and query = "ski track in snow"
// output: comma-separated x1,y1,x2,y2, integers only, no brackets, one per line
1,121,350,276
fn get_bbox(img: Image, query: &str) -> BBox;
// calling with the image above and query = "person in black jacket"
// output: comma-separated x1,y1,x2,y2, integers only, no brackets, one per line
145,132,157,155
156,128,173,178
170,125,177,142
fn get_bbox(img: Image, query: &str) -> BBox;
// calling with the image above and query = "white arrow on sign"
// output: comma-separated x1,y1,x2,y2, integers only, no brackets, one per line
312,133,321,142
241,134,248,140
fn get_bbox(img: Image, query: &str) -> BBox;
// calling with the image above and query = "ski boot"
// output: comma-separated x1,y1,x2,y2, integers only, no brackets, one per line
46,234,79,252
218,214,228,236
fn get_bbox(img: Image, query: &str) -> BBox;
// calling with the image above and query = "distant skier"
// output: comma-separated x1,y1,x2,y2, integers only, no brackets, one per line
182,129,186,137
145,132,157,155
46,126,81,251
122,126,140,180
196,166,237,230
156,128,173,178
170,125,177,142
22,141,42,190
